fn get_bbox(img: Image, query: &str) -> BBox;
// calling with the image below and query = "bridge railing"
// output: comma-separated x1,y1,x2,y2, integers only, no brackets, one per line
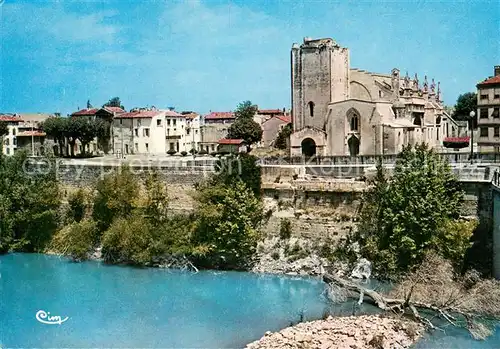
260,152,500,166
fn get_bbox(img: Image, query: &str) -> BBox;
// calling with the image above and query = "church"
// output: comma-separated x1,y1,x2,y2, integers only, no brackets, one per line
289,37,460,157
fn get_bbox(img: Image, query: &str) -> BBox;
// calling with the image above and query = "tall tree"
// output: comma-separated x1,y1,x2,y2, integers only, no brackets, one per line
42,117,67,157
354,144,470,279
103,97,124,110
453,92,477,125
64,118,81,157
227,101,262,146
74,118,98,156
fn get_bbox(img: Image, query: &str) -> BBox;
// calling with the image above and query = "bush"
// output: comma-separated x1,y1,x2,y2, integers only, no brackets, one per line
210,152,218,156
189,148,197,154
198,149,208,155
167,149,176,156
92,165,139,232
50,219,98,261
279,218,292,239
180,151,188,156
67,189,87,223
101,214,154,265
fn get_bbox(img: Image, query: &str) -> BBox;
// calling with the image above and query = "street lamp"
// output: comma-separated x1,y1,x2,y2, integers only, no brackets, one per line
469,110,475,164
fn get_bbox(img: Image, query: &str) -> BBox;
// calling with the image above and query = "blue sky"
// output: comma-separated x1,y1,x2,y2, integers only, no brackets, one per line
0,0,499,115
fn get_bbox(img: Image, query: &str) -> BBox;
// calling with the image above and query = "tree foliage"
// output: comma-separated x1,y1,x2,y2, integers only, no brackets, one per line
212,153,261,197
50,219,98,261
275,123,292,149
191,180,262,270
0,151,60,253
103,97,124,110
42,117,67,156
0,121,8,137
352,144,469,279
227,101,262,145
453,92,477,123
92,165,139,232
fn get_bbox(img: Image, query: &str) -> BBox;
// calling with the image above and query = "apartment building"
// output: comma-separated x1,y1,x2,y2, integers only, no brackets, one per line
200,112,235,153
477,66,500,152
0,114,23,156
182,112,202,152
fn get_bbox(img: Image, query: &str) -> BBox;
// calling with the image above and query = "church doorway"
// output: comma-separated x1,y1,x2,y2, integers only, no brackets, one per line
301,138,316,157
348,135,360,156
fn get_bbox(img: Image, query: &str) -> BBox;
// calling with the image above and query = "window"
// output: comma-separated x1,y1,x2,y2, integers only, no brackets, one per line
480,94,488,100
480,127,489,137
157,119,162,126
435,116,441,125
137,119,142,127
211,144,215,151
480,108,489,119
144,128,150,137
350,115,359,131
167,119,171,126
5,139,9,146
186,128,190,135
6,148,9,155
379,90,382,98
135,143,138,152
195,129,198,134
173,119,177,126
494,127,500,138
169,142,174,151
145,143,149,152
119,119,123,125
134,129,139,137
13,138,17,145
125,144,129,154
308,101,314,117
493,108,500,118
12,128,16,136
495,94,500,99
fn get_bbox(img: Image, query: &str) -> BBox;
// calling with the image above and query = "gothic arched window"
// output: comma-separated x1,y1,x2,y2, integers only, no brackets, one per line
347,108,360,132
308,101,315,117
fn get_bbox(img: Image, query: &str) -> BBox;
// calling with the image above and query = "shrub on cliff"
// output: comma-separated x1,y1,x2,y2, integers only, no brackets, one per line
50,219,99,261
212,153,262,198
92,165,139,232
191,180,263,270
351,144,470,279
67,188,89,223
101,214,155,265
0,150,60,253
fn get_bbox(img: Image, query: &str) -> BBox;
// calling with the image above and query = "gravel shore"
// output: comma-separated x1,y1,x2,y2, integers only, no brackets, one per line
246,314,424,349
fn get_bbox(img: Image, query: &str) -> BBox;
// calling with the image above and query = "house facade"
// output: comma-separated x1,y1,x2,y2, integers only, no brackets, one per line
200,112,235,153
476,66,500,152
0,114,23,156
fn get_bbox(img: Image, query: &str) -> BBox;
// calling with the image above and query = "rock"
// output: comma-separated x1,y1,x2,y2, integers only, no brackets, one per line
351,258,372,280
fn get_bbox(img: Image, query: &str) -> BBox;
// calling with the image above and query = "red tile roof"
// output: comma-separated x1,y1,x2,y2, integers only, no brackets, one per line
218,138,245,145
0,115,23,122
477,75,500,87
164,110,183,117
443,137,470,143
258,109,283,115
71,108,99,116
114,110,163,119
205,112,235,120
17,130,46,137
103,106,125,113
275,115,291,123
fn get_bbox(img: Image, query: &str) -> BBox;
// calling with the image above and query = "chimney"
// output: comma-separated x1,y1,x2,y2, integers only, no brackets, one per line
495,65,500,77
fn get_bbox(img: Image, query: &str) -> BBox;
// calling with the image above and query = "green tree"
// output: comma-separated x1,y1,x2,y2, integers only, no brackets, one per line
42,117,67,157
95,119,112,154
103,97,124,110
67,189,88,223
142,170,169,224
275,123,292,149
92,165,139,232
0,121,8,137
354,144,468,279
453,92,477,123
74,118,99,156
227,101,262,146
212,154,262,198
192,180,263,270
0,150,60,252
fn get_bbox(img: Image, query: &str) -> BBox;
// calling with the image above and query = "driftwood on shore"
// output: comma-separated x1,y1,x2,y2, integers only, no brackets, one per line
322,272,494,339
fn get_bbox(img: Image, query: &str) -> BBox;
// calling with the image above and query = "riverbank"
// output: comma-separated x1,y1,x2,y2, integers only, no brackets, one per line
246,315,424,349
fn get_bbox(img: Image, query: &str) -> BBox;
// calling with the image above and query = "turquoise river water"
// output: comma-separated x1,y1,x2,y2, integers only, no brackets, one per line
1,254,498,348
